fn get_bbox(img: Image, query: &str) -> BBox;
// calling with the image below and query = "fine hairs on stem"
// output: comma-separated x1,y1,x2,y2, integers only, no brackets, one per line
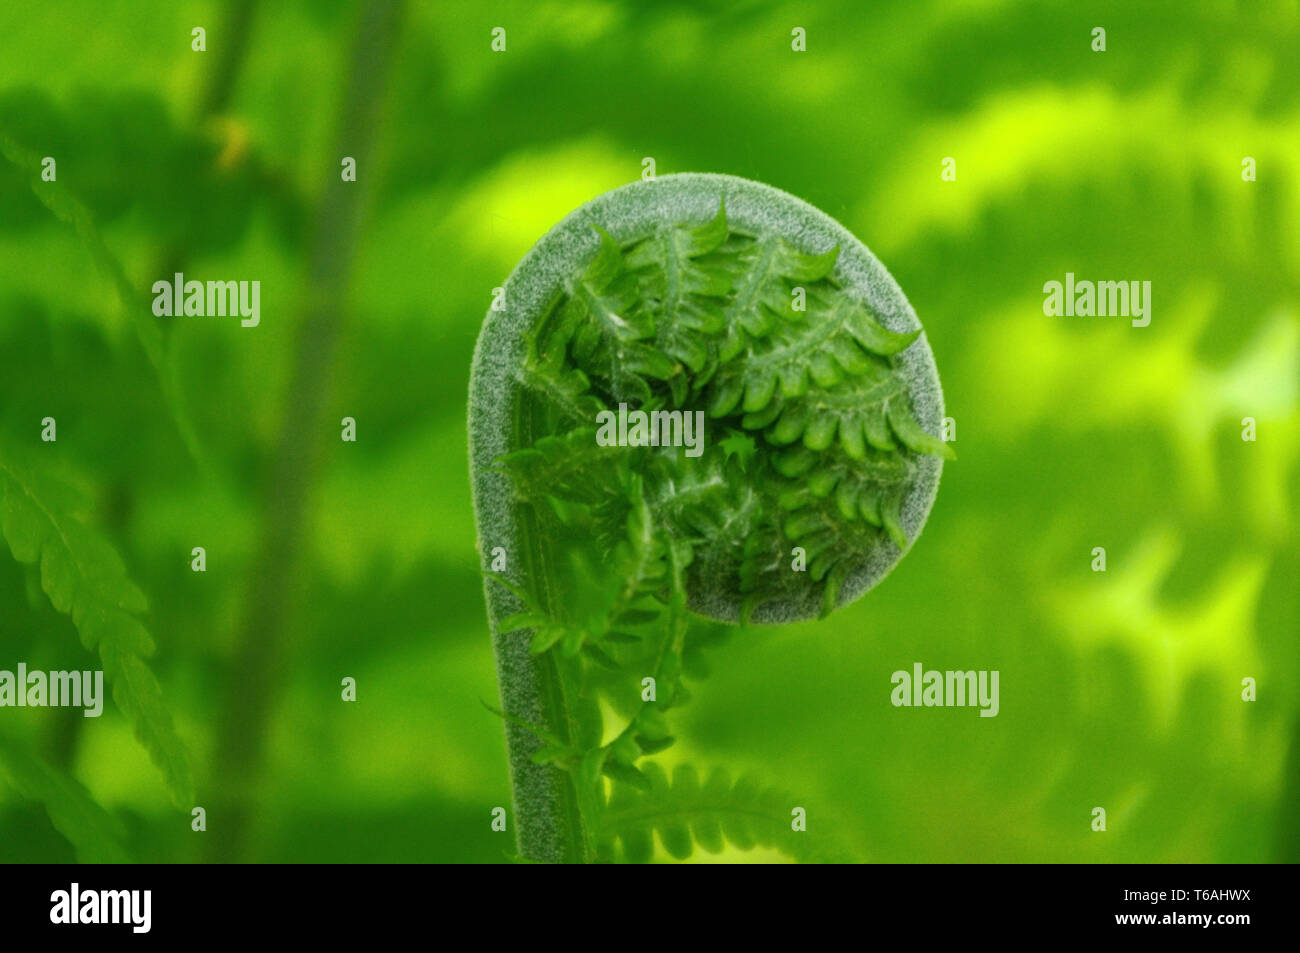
469,174,950,863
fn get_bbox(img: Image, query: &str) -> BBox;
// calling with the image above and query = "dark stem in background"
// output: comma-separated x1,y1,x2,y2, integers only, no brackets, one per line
199,0,260,118
157,0,262,288
151,0,261,441
206,0,405,863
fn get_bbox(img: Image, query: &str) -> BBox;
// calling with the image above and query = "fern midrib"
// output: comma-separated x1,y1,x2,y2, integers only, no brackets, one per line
743,299,858,371
660,228,686,324
808,376,901,410
604,800,786,827
613,495,658,610
725,233,780,326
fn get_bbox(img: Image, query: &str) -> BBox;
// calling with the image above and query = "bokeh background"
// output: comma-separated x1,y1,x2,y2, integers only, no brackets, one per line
0,0,1297,863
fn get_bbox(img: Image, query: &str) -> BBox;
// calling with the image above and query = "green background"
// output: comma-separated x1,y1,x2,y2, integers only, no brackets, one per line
0,0,1297,863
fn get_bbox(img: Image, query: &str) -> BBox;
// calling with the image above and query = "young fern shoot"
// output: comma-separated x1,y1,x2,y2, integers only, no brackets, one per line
469,174,950,863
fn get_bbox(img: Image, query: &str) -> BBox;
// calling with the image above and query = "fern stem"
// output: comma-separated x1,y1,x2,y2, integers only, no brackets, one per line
472,393,590,862
205,0,406,862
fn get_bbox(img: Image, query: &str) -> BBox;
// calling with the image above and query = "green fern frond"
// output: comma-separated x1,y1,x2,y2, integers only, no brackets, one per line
503,195,949,623
717,232,838,353
518,348,606,426
626,200,734,393
0,732,133,863
495,428,625,505
542,226,676,404
472,175,949,862
599,761,849,863
0,458,194,808
708,297,917,425
0,129,206,471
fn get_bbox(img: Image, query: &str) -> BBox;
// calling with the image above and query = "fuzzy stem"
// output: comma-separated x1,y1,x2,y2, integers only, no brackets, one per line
472,400,589,863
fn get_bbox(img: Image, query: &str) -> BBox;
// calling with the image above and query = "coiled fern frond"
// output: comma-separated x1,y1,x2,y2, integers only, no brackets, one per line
507,193,950,623
470,173,949,862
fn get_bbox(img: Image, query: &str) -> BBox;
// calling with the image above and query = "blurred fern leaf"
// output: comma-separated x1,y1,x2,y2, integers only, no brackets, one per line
0,732,132,863
0,457,194,808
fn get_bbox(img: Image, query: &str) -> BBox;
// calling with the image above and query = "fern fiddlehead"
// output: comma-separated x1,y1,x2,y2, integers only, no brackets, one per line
469,173,950,863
